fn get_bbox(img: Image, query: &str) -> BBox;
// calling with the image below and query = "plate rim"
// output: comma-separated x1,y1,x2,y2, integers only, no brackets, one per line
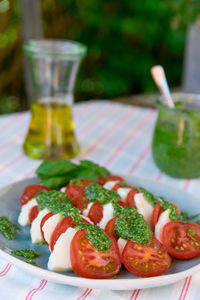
0,175,199,290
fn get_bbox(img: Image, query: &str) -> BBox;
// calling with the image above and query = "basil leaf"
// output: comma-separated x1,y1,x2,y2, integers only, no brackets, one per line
76,160,110,181
36,160,77,179
40,176,71,189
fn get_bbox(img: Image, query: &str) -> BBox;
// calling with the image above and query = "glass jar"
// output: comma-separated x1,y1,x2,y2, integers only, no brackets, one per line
23,39,87,160
152,93,200,178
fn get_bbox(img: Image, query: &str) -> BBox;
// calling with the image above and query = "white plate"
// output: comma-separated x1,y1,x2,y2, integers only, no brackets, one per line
0,176,199,290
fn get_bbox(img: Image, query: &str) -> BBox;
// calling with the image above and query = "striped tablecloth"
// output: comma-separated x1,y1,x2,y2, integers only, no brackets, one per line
0,100,199,300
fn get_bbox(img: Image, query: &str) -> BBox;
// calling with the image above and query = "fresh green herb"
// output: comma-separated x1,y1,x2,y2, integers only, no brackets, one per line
77,160,110,181
69,178,83,185
85,183,120,205
0,216,19,240
86,225,111,251
114,205,153,244
36,160,77,179
36,191,82,223
181,211,200,221
188,229,195,235
11,249,38,259
12,249,39,266
159,197,181,221
138,187,159,206
40,176,71,189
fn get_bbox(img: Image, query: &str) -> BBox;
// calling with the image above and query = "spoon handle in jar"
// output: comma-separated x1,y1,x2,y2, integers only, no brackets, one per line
151,65,175,108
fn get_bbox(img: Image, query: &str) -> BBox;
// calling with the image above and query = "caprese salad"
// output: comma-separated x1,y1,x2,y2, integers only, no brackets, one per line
17,160,200,279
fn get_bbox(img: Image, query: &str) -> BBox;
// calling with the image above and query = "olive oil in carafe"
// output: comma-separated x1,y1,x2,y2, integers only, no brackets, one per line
23,99,80,159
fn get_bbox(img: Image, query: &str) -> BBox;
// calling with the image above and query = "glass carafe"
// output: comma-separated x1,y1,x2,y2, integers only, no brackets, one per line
23,39,87,160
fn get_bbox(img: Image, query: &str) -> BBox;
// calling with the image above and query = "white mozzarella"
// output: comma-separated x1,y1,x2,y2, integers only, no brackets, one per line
155,209,170,242
82,202,93,217
60,187,66,193
30,208,50,244
42,213,62,244
18,198,37,226
117,238,127,256
48,227,76,271
103,181,119,190
98,203,114,229
135,193,153,224
117,188,131,202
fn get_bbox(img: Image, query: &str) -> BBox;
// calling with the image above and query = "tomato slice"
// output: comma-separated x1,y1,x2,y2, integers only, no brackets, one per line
151,203,163,231
65,179,91,211
28,205,39,223
126,188,139,208
50,216,76,251
122,237,171,277
105,217,118,240
88,202,103,225
40,211,54,244
162,221,200,260
98,175,125,185
70,228,121,279
20,184,50,206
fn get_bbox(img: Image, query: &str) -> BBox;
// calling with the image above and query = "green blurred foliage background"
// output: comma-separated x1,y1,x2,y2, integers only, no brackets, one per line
0,0,200,113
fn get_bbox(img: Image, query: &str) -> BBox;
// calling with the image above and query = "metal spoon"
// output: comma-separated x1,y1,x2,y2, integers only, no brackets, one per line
151,65,175,108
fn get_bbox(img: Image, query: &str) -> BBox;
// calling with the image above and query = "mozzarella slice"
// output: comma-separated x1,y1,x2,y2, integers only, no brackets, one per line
155,209,170,242
18,198,37,226
80,214,93,224
42,213,62,245
117,188,131,202
82,202,93,217
60,187,66,193
98,203,114,229
103,181,119,190
48,227,76,271
30,208,50,244
134,193,153,224
117,238,127,256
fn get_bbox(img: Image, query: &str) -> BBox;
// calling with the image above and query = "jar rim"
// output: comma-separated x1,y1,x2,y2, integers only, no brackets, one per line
24,39,87,60
157,93,200,113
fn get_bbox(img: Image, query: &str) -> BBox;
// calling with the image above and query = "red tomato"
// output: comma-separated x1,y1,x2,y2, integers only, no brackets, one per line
98,175,124,185
70,228,121,279
105,217,118,240
170,202,181,215
151,203,163,231
117,200,126,207
50,216,76,251
65,179,91,211
88,202,103,225
20,184,50,206
122,237,171,277
40,211,54,244
162,221,200,260
28,205,39,223
126,188,139,208
112,183,123,191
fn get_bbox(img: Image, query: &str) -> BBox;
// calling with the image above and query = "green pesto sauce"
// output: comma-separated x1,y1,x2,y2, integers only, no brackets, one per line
86,225,111,251
0,216,18,240
114,205,153,244
85,183,120,205
159,197,181,221
36,190,82,223
11,249,39,266
75,222,89,231
138,187,159,206
11,249,38,259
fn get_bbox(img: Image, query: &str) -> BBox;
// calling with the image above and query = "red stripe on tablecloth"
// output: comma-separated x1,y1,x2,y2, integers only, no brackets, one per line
81,107,137,158
128,144,151,174
104,111,154,166
134,289,140,300
74,101,95,118
77,288,89,300
130,290,137,300
78,102,116,135
130,289,140,300
0,113,25,135
25,279,47,300
179,277,189,300
0,153,24,174
182,276,192,300
183,180,190,191
82,288,92,300
0,263,12,277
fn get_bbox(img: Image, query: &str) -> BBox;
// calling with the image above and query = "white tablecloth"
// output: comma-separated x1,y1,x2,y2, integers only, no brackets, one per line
0,100,199,299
